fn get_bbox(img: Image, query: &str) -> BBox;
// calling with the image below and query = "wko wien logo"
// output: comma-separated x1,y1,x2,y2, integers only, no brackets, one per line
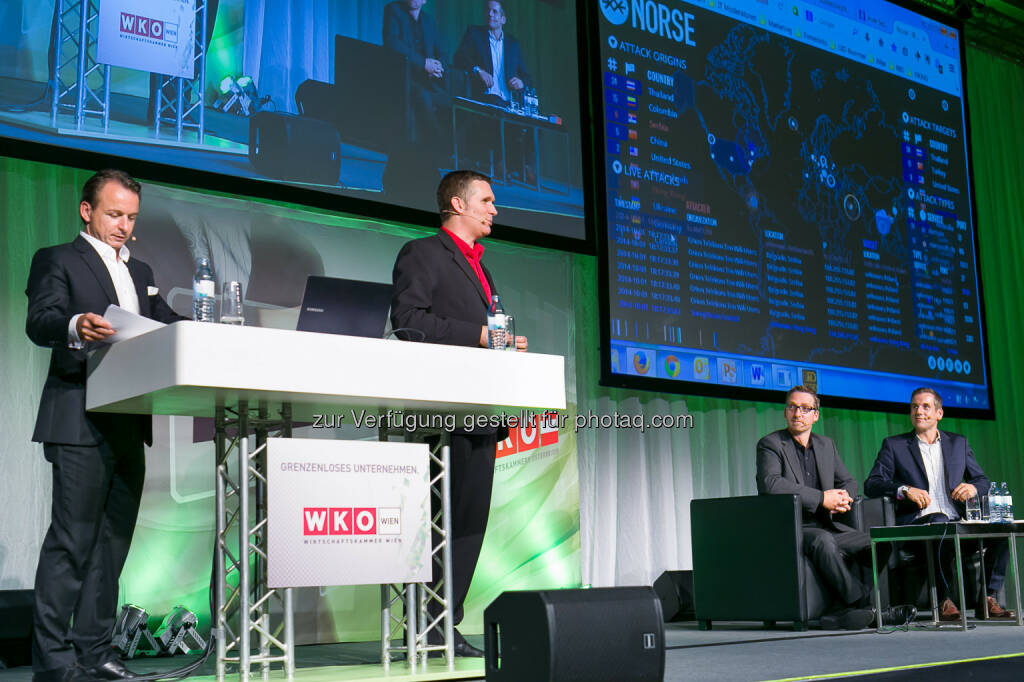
303,507,401,536
496,414,559,458
119,12,178,42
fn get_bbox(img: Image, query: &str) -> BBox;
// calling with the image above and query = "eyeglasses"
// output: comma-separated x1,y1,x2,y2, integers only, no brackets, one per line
786,404,817,415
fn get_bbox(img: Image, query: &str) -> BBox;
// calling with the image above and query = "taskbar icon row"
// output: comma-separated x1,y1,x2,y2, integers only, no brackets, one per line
609,345,817,392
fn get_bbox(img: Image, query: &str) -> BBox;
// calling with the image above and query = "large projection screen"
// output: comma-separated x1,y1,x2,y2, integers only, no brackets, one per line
0,0,586,244
592,0,992,415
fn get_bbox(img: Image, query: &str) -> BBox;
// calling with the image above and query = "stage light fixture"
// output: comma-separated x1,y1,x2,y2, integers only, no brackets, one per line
212,74,262,116
156,606,207,655
112,604,159,658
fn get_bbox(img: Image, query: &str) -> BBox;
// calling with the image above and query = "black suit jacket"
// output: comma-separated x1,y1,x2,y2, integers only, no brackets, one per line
383,1,443,67
453,26,531,100
756,429,858,529
26,235,184,446
864,430,988,525
390,230,496,347
391,230,507,438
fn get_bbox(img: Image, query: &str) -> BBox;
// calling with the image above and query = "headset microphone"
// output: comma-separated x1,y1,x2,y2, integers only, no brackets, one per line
442,209,489,226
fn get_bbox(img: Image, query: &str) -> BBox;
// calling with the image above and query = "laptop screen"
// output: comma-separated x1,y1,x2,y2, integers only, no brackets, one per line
295,276,392,338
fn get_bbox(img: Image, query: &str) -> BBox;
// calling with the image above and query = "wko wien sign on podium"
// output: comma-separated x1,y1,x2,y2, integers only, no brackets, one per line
266,439,431,588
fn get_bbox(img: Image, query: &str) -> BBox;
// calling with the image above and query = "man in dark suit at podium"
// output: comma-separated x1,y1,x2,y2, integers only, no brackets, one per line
390,170,526,656
26,169,185,682
865,387,1015,621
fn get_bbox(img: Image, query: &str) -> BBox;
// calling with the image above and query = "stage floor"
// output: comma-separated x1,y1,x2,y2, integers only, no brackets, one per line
2,623,1023,682
662,620,1024,681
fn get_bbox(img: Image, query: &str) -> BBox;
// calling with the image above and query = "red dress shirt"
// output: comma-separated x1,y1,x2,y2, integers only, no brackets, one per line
441,227,492,302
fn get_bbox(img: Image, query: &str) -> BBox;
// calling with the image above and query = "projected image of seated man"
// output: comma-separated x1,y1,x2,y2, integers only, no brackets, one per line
756,386,913,629
382,0,453,201
453,0,535,183
454,0,531,105
864,387,1015,621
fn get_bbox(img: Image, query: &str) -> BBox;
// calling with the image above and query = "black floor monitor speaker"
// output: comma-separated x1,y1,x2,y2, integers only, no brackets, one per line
248,111,342,186
0,589,33,668
653,570,695,622
484,587,664,682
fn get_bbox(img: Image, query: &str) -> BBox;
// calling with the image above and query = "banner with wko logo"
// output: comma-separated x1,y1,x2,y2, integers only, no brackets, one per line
97,0,196,78
267,439,431,588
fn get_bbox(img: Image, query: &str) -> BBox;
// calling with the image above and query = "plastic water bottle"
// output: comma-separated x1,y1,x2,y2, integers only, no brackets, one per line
192,257,216,322
528,87,539,117
487,294,507,350
989,481,1004,523
1001,482,1014,522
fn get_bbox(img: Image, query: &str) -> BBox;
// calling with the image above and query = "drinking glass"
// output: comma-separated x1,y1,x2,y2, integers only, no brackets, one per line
504,315,516,351
965,495,982,522
221,281,244,325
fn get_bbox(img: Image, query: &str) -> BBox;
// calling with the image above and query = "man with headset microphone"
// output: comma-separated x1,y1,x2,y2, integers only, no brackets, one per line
390,169,525,656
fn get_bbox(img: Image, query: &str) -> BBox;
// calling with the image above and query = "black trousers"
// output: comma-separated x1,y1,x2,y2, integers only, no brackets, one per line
32,431,145,674
427,432,496,628
802,522,878,608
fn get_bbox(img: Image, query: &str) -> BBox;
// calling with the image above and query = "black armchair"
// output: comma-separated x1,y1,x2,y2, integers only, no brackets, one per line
294,36,413,153
691,494,873,631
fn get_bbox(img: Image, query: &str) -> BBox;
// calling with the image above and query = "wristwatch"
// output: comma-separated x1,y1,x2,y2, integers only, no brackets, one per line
473,66,481,74
897,485,909,499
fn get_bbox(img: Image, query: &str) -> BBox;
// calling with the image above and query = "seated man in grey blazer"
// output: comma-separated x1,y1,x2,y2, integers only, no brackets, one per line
756,385,911,629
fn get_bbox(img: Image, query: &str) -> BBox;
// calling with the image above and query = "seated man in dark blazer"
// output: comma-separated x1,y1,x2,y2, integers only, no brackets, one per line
381,0,452,203
453,1,536,182
26,169,186,682
384,0,446,85
454,0,531,105
757,386,908,629
390,169,526,656
865,387,1015,620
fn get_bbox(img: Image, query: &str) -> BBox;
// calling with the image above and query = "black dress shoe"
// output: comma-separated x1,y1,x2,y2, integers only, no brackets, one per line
879,604,918,626
453,640,484,658
425,629,485,658
83,660,137,680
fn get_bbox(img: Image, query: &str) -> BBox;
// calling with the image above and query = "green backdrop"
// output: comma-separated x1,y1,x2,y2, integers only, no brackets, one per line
0,43,1022,637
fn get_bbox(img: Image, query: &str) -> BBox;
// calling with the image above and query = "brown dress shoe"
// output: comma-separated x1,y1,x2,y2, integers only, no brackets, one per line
976,595,1015,620
939,597,961,621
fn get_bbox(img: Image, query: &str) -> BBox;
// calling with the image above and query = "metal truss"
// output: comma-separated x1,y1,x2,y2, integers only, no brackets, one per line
51,0,109,131
155,0,208,141
215,401,295,681
213,408,454,679
380,430,455,670
49,0,208,138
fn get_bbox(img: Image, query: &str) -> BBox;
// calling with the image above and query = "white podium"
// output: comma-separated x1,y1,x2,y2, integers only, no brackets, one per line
86,322,565,680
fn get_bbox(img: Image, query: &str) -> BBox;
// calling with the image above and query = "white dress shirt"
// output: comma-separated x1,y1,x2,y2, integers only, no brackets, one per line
68,231,140,347
487,30,508,101
915,433,960,520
